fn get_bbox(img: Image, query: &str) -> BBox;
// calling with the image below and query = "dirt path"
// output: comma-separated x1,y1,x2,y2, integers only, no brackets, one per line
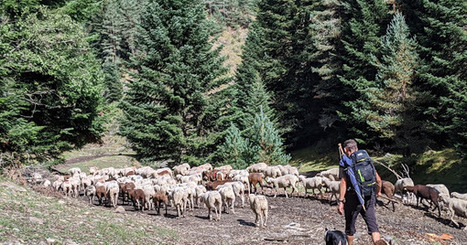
81,189,466,245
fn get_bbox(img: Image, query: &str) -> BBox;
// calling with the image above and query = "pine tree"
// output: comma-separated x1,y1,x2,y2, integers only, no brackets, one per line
398,0,467,156
251,107,291,165
99,0,124,102
308,0,345,141
119,0,230,165
0,7,104,164
337,0,392,145
216,124,259,169
352,13,418,148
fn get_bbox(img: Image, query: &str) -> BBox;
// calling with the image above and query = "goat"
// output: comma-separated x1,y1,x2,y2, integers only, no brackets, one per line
405,185,441,217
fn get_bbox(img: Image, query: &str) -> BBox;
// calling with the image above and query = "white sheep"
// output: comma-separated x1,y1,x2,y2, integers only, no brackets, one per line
200,191,222,221
229,170,249,179
451,192,467,201
232,175,250,195
85,185,96,204
316,168,339,181
427,184,450,206
263,166,282,178
322,177,341,202
395,178,415,204
60,181,73,197
89,166,99,175
441,196,467,230
170,187,188,218
41,179,51,188
218,185,236,214
248,194,268,227
173,163,191,176
105,180,120,208
215,164,233,174
53,179,63,191
247,162,268,173
68,167,81,177
299,175,324,198
265,174,299,198
284,165,299,177
142,184,156,210
195,185,207,208
68,177,81,198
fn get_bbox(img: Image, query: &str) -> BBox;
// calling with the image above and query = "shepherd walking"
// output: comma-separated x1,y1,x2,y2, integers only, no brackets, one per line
337,139,383,245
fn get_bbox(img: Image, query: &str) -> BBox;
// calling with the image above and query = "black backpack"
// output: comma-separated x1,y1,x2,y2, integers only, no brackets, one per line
350,150,377,197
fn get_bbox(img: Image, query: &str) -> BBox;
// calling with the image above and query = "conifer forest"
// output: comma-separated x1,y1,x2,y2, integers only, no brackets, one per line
1,0,466,168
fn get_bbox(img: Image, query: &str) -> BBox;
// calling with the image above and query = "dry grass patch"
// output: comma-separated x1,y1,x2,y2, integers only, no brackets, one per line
0,176,177,244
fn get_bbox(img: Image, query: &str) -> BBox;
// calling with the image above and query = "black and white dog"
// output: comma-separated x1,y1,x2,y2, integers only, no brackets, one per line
324,228,347,245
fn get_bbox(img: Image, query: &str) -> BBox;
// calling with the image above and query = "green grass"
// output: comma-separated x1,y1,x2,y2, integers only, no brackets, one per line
290,146,465,193
0,176,178,244
290,146,340,173
54,154,139,174
374,148,465,192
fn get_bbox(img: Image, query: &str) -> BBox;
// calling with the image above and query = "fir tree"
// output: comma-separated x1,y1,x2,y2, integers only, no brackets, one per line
308,0,345,140
119,0,230,165
251,107,291,165
353,13,418,148
0,7,104,164
337,0,392,145
398,0,467,156
216,124,259,169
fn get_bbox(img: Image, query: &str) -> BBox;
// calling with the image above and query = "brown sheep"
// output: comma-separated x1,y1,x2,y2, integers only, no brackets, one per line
152,191,169,215
128,189,146,211
380,180,396,211
95,184,107,206
121,182,135,205
405,185,441,217
205,179,234,191
249,173,265,194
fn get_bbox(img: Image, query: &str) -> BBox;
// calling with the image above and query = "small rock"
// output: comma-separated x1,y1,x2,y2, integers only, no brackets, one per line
13,228,20,232
46,238,56,245
115,206,126,213
63,239,78,245
58,200,65,204
29,217,44,225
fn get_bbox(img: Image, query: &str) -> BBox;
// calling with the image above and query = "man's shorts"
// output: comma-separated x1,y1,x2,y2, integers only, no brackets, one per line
344,191,379,236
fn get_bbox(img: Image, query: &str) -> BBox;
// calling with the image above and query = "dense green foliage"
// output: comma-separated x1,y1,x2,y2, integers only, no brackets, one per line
118,0,230,166
398,0,467,156
0,6,104,166
1,0,465,169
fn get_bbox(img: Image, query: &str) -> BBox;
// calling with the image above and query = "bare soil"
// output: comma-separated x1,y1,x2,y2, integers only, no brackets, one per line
31,182,466,245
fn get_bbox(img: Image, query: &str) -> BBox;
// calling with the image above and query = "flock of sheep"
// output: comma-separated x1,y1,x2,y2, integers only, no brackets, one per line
29,162,467,230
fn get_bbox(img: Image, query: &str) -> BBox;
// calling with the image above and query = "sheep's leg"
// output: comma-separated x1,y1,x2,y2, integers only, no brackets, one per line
208,207,212,220
259,213,263,228
283,187,288,198
218,203,222,221
231,199,235,214
264,209,268,227
255,212,259,225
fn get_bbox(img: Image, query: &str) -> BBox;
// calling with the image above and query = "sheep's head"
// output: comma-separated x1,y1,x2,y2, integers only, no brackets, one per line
248,194,255,204
265,177,273,184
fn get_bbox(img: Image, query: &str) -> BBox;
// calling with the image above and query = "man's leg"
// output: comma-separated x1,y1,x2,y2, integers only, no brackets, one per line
371,232,381,244
347,235,354,245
